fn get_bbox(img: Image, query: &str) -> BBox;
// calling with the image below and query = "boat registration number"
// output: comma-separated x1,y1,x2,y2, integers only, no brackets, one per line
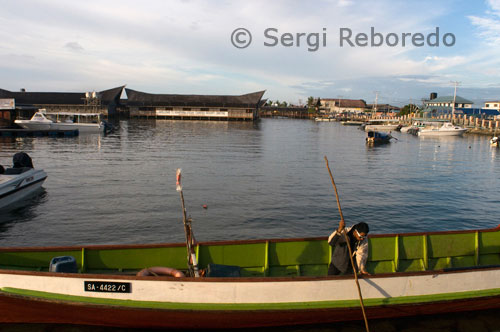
84,281,131,293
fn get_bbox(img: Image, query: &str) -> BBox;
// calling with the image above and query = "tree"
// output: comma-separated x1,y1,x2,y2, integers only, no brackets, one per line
307,96,318,113
400,104,419,116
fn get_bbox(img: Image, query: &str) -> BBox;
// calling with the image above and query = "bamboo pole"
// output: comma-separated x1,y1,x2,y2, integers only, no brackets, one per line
176,168,200,277
324,156,370,332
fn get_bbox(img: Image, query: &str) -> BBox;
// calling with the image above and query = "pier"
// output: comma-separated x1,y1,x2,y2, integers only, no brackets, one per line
0,128,79,137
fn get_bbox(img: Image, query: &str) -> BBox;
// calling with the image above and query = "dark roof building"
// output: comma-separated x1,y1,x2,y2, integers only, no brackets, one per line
125,89,265,121
0,86,124,116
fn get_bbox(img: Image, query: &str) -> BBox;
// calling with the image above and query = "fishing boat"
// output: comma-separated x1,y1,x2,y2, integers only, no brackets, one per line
1,223,500,329
366,131,393,144
15,110,104,133
0,152,47,210
418,122,467,137
491,137,499,147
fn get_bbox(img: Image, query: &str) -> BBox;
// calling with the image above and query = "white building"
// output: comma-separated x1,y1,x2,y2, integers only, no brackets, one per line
484,101,500,111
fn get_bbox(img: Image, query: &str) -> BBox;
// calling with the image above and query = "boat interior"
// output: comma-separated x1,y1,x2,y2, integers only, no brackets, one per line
1,226,499,277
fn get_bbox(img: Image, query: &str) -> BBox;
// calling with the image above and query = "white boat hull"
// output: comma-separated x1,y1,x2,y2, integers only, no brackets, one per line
14,120,51,131
50,122,103,133
0,169,47,210
0,267,499,308
418,129,467,137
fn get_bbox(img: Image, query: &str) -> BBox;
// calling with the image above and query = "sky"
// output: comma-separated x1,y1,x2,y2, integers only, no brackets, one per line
1,0,500,106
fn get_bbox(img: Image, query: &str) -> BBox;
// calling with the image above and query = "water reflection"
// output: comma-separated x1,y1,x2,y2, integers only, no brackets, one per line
0,188,47,237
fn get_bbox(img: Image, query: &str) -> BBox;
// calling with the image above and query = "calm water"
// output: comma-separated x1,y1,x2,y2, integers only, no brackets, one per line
0,118,499,247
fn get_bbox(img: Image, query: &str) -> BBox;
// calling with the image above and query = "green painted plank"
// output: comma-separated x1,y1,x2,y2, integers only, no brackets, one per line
399,235,425,260
85,247,187,270
368,237,396,261
479,231,500,254
428,233,475,258
268,240,329,266
198,243,266,268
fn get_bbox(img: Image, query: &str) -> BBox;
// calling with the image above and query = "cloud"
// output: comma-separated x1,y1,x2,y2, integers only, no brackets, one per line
64,42,84,52
468,0,500,44
0,0,498,104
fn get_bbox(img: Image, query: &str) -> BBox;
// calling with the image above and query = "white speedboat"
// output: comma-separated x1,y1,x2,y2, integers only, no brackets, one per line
0,153,47,210
418,122,467,137
14,112,52,130
15,111,104,133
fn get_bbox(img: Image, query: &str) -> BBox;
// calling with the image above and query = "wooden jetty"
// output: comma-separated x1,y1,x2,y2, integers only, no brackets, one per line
0,128,79,137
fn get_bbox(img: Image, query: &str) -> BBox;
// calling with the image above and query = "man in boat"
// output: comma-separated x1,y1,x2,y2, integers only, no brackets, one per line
327,220,369,275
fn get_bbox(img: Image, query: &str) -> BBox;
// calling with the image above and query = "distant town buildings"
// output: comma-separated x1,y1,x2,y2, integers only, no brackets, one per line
319,98,366,114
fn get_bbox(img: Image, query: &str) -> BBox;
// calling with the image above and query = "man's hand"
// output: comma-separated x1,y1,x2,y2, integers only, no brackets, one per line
338,219,345,233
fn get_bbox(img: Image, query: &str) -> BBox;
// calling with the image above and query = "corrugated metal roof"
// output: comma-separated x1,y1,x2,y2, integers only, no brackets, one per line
426,95,473,104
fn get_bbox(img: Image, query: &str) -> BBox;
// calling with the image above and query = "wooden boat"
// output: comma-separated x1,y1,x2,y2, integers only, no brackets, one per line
366,130,393,144
1,225,500,329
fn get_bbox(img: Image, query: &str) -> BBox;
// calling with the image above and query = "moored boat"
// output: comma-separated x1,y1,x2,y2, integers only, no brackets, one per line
1,224,500,328
366,130,393,144
363,119,401,132
0,152,47,210
15,111,104,133
490,136,499,147
418,122,467,137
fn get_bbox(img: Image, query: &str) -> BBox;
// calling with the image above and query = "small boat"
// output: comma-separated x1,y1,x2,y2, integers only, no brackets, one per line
0,152,47,210
3,220,500,329
491,136,499,147
418,122,467,137
314,117,334,122
15,110,104,133
14,111,52,130
366,130,393,144
363,119,401,132
341,120,364,126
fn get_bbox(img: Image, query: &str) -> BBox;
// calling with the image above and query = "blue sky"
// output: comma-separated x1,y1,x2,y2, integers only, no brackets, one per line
1,0,500,106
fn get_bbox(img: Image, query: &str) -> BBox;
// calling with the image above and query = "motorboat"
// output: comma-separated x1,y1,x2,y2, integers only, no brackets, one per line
417,122,467,137
366,130,393,144
0,152,47,210
15,111,104,133
363,119,401,132
14,111,52,130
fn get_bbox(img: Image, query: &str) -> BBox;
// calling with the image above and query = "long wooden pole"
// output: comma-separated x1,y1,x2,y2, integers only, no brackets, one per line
324,156,370,332
176,168,200,277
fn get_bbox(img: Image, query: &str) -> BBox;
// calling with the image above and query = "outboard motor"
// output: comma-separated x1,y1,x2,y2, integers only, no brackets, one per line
13,152,34,169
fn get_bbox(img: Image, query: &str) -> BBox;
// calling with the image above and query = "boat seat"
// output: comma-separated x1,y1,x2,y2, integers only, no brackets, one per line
4,167,32,175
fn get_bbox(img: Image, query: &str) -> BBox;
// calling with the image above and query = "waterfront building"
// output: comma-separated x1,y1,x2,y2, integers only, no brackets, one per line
0,86,124,119
125,89,265,121
319,98,366,114
484,101,500,111
421,92,474,117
